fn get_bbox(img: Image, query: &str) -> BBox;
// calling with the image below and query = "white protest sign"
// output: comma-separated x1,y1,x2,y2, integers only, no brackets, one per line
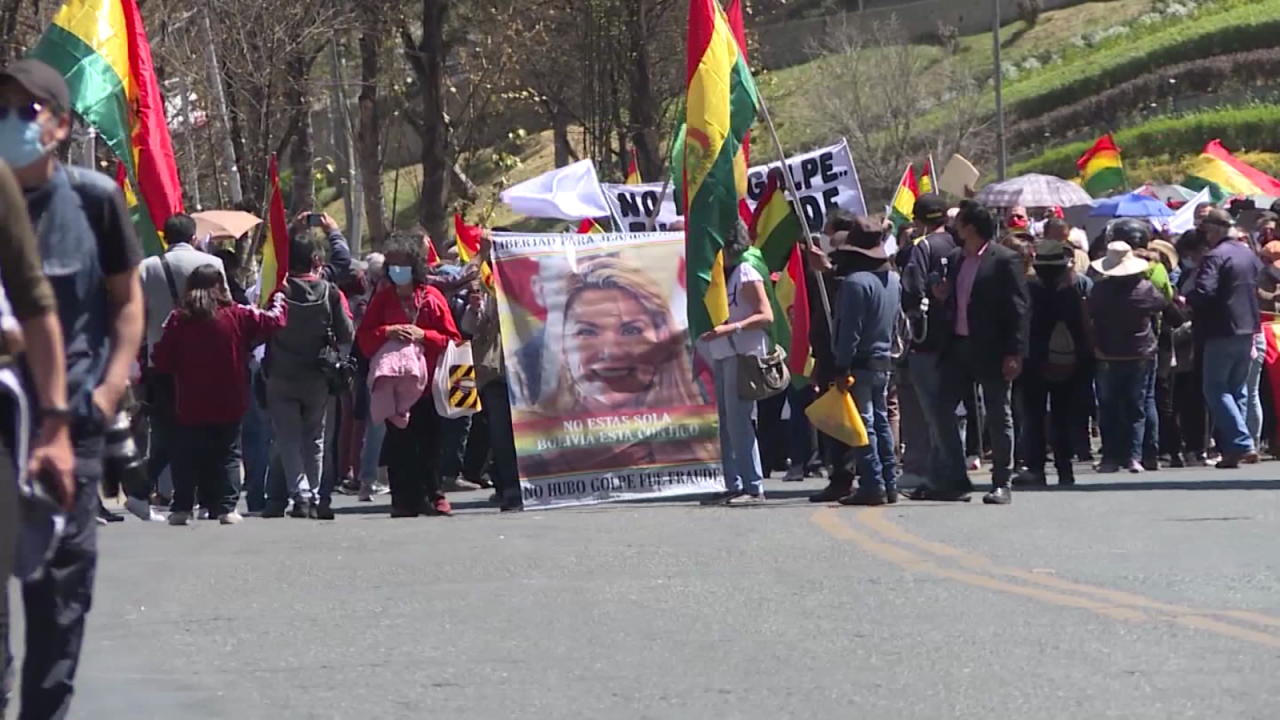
601,182,682,232
743,139,868,232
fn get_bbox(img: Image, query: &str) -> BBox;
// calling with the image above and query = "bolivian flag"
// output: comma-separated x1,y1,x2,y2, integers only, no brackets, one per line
258,154,288,307
1077,134,1126,198
774,244,813,383
1185,139,1280,203
684,0,759,339
750,171,803,273
918,156,936,196
888,164,918,233
454,213,493,289
625,147,642,185
30,0,183,257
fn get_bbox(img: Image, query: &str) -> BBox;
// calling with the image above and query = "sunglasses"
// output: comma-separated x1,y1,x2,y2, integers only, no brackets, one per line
0,103,43,122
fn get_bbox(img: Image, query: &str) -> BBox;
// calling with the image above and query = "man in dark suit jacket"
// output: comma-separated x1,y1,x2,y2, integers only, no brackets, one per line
911,201,1029,504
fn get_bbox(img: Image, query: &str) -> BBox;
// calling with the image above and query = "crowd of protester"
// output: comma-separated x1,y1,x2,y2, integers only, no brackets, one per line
730,193,1272,508
1,54,1279,719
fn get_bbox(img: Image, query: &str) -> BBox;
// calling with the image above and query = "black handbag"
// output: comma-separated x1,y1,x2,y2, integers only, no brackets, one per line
731,335,790,401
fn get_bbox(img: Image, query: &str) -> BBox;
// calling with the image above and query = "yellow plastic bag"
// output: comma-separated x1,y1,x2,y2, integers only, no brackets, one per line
806,380,869,448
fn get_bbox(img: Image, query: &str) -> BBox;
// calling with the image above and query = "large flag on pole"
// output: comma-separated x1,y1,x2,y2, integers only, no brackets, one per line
30,0,183,256
625,147,643,185
750,171,804,273
774,244,812,381
258,154,289,307
1077,134,1126,197
888,164,918,232
1185,139,1280,203
683,0,760,339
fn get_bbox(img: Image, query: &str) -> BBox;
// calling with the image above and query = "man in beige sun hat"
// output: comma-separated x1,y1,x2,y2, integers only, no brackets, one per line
1087,241,1169,474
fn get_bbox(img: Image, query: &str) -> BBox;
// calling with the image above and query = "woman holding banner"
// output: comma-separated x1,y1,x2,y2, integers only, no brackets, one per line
357,231,462,518
698,220,775,506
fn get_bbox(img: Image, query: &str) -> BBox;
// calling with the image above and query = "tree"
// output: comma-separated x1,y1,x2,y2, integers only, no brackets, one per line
357,3,390,244
805,15,993,199
400,0,451,242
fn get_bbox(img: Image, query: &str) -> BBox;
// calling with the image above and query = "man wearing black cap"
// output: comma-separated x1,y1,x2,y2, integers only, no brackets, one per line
1,59,145,719
896,193,956,489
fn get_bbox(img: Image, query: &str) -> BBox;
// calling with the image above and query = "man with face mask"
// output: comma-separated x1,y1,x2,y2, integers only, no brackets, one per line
0,59,145,720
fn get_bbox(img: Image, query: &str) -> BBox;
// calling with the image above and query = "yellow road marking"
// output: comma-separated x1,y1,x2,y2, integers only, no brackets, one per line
811,508,1280,649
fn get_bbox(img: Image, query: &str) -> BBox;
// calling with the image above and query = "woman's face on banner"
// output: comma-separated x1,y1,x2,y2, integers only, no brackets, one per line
564,288,660,406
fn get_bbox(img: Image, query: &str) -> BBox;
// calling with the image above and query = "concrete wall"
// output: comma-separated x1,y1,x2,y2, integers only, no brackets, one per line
753,0,1087,69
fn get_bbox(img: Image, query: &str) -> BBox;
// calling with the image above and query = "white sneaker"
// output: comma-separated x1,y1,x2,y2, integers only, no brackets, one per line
219,511,244,525
966,456,982,472
197,508,211,520
125,496,164,522
783,466,805,482
168,511,191,526
726,492,766,506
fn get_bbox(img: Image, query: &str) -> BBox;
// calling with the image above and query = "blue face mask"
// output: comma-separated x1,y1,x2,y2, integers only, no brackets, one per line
387,265,413,286
0,115,50,169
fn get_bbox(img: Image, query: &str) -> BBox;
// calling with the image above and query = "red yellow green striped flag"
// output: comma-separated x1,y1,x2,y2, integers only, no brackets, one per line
625,147,642,185
454,214,493,289
683,0,759,338
774,244,813,382
30,0,183,257
1076,134,1126,197
918,156,936,196
750,171,803,273
888,164,918,232
258,154,289,307
1185,139,1280,203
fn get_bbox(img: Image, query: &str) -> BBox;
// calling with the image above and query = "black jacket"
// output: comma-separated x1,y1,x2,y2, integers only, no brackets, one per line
938,242,1030,369
1025,268,1092,374
899,229,958,354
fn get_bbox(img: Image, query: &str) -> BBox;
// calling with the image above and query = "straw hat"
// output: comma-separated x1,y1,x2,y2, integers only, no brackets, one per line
1149,239,1180,271
1091,241,1150,277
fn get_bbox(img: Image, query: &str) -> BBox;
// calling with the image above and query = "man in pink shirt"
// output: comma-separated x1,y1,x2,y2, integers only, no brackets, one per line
911,201,1029,505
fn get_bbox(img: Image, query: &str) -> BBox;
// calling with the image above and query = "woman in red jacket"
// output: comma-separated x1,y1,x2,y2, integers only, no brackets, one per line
153,265,288,525
357,232,462,517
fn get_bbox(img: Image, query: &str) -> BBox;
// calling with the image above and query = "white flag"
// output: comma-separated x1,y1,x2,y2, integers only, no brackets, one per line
1168,187,1212,235
499,159,612,221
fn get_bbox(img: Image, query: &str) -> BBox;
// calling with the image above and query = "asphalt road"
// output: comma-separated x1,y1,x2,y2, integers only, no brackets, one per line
13,462,1280,720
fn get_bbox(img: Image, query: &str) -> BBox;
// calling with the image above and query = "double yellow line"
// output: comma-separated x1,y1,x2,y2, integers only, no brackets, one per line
812,507,1280,649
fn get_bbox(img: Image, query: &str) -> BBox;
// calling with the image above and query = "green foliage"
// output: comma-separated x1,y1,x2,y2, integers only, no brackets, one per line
1010,104,1280,178
1003,0,1280,120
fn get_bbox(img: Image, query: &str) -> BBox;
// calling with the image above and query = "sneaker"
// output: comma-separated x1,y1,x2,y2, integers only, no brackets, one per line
725,492,765,506
99,505,125,523
289,501,310,519
1012,470,1047,487
432,497,454,516
1184,453,1208,467
262,502,288,519
358,481,374,502
1127,460,1145,474
783,465,805,482
700,491,741,506
837,489,887,506
441,476,482,493
219,511,244,525
197,508,211,520
125,496,164,522
313,503,335,521
168,511,191,526
1095,461,1121,474
373,482,391,496
966,456,982,472
468,475,494,489
1142,457,1159,471
337,477,360,495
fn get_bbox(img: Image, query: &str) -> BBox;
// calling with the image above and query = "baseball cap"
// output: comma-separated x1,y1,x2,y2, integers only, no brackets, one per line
0,59,70,113
913,194,948,224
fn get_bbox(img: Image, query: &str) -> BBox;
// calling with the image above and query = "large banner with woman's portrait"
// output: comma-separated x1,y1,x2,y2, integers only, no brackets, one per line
490,232,724,508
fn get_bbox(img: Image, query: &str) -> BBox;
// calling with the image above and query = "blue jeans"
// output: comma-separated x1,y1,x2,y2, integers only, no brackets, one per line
1247,332,1266,446
851,369,897,492
1096,360,1150,464
713,356,764,496
1141,361,1159,462
241,373,272,513
1202,335,1255,455
360,418,387,483
786,384,818,470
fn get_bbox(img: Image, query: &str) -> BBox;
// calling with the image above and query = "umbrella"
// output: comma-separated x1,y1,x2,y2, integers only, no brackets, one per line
975,173,1093,209
1089,192,1174,218
192,210,262,241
